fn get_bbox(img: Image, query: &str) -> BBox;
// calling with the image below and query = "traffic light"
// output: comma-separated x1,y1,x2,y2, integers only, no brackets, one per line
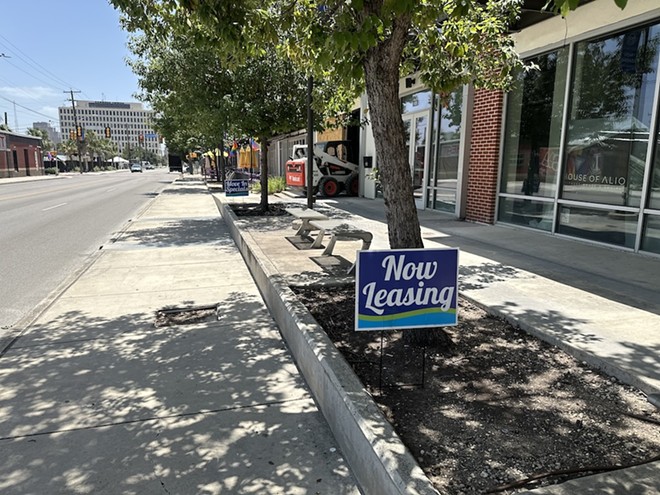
69,130,76,140
76,126,82,138
138,134,144,143
104,126,111,138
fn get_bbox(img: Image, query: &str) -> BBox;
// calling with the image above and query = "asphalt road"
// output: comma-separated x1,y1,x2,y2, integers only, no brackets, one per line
0,169,174,331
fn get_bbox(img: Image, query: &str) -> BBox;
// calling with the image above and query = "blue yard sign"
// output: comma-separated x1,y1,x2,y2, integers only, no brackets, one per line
355,248,459,331
225,179,250,197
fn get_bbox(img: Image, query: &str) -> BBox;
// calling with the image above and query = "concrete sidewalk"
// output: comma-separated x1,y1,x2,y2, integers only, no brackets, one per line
2,178,658,494
0,179,359,494
213,188,659,495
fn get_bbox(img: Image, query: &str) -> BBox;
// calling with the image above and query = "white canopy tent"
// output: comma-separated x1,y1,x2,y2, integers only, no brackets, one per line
111,156,129,168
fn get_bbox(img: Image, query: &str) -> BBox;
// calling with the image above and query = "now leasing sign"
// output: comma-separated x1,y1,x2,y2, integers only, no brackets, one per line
355,248,459,331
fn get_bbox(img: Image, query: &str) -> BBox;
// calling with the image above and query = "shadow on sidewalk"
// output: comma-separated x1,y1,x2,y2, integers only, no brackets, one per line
0,290,353,493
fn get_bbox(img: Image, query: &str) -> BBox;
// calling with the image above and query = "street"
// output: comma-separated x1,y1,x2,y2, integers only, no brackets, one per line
0,170,174,331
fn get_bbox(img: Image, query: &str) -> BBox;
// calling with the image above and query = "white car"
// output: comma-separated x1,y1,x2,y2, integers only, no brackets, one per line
130,163,142,173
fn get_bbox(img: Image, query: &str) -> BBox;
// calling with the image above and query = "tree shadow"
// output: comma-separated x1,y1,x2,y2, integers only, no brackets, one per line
459,262,525,291
116,218,236,247
0,290,357,494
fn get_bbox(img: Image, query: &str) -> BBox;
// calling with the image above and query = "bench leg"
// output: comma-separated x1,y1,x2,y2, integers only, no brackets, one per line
322,236,338,256
308,228,326,249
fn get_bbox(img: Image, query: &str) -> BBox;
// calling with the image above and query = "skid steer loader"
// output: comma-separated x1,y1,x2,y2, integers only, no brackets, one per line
285,140,359,197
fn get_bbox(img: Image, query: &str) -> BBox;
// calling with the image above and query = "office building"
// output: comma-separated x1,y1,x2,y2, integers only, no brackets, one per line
58,100,162,157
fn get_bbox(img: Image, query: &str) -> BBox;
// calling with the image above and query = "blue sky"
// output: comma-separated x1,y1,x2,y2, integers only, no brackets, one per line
0,0,139,134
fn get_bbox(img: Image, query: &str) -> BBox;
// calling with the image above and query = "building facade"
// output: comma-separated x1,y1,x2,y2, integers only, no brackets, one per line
355,0,660,257
32,121,60,145
58,100,162,157
267,1,660,257
0,130,44,179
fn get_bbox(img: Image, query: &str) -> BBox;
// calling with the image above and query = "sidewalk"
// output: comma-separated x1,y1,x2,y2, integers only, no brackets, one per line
1,179,658,494
0,179,359,494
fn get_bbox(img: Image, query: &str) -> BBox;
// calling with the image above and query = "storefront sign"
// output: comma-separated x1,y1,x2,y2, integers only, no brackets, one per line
225,179,249,197
355,248,459,331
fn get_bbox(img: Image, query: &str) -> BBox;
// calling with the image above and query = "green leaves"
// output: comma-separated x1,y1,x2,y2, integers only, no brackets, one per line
549,0,627,16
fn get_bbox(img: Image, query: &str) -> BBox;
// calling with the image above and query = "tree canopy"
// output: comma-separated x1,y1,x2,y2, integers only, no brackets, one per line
111,0,628,248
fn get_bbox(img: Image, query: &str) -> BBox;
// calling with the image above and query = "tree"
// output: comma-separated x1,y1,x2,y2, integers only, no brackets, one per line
125,26,353,211
126,33,233,163
57,139,79,171
27,128,53,151
84,130,117,168
224,50,312,211
111,0,628,345
110,0,522,249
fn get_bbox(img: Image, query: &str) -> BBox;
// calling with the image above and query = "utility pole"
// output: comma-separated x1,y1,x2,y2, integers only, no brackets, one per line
65,89,83,172
306,76,315,209
12,101,18,131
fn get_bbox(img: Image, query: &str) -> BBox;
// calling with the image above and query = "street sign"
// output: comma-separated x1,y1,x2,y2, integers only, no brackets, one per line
355,248,459,331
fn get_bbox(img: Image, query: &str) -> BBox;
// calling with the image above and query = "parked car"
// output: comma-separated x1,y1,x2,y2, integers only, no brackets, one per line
130,163,143,173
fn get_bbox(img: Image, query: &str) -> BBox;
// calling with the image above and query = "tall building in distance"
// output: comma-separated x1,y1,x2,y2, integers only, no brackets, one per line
32,121,61,145
58,100,163,158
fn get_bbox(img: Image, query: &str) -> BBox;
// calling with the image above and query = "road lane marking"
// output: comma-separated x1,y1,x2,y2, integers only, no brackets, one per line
42,203,67,211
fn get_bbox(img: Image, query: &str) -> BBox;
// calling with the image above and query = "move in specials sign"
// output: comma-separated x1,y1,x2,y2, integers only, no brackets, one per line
225,179,250,197
355,248,459,331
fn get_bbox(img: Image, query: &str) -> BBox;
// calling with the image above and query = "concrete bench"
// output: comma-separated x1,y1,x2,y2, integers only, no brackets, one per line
307,219,373,256
285,208,329,236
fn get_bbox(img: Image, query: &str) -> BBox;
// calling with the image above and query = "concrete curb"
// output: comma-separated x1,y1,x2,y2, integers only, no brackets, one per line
214,196,438,495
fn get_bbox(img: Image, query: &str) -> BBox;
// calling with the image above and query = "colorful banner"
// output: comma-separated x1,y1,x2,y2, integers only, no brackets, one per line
355,248,459,331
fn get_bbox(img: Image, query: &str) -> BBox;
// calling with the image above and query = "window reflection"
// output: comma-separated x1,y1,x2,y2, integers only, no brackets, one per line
500,49,568,200
401,90,432,114
563,25,660,207
429,90,463,212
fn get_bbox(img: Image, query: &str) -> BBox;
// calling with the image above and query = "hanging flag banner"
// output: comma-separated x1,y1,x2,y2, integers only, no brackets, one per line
355,248,459,331
225,179,249,197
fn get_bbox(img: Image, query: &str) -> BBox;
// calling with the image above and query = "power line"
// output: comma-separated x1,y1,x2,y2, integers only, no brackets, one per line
0,35,77,90
0,57,67,92
0,95,59,121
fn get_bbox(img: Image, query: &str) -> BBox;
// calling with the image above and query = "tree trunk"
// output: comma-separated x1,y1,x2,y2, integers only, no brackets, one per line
362,10,449,349
259,137,269,212
362,13,423,250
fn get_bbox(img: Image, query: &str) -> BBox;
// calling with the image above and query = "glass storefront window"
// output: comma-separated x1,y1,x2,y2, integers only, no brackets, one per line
641,215,660,254
648,113,660,210
500,49,569,200
498,197,554,231
563,24,660,207
426,89,463,212
557,205,638,248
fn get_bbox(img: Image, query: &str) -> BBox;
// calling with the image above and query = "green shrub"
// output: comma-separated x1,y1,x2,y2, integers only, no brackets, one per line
251,176,287,195
44,167,58,175
268,176,287,194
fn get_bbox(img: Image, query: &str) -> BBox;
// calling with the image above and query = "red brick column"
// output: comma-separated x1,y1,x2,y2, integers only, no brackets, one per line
465,89,504,224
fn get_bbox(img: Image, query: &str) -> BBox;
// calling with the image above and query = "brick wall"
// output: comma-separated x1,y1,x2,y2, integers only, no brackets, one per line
465,89,504,224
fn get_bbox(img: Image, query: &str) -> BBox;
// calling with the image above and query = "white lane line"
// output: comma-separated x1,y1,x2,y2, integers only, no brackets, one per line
42,203,67,211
